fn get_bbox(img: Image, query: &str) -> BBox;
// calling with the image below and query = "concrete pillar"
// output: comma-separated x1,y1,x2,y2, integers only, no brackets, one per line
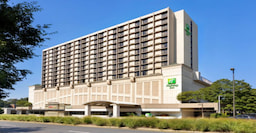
113,104,120,117
84,105,91,116
106,108,113,117
16,110,22,115
136,110,142,116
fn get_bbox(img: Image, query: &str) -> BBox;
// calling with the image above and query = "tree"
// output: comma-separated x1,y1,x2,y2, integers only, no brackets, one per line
177,91,202,103
16,97,32,107
0,107,3,114
177,79,256,113
0,0,49,98
0,97,32,107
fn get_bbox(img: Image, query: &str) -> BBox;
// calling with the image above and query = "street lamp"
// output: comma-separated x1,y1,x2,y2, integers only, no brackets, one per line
218,95,222,113
198,103,204,118
230,68,235,117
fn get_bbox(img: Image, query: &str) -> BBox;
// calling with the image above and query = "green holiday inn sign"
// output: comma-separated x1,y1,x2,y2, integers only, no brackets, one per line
185,24,191,36
166,78,178,89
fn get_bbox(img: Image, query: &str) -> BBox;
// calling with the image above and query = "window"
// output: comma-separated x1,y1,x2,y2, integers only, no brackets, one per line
141,65,147,70
135,66,140,71
142,31,147,36
141,70,148,75
118,63,123,68
142,53,147,58
135,55,139,60
161,61,167,66
142,19,148,24
162,43,167,48
135,44,140,48
141,48,147,53
113,65,116,69
135,71,140,76
161,49,167,54
118,74,123,78
135,49,140,54
141,59,147,64
135,21,140,26
135,33,140,38
118,58,123,63
135,61,140,65
162,37,167,42
161,55,167,60
119,43,123,47
162,31,168,36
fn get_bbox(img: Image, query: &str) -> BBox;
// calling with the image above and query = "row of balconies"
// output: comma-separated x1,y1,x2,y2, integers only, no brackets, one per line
43,23,168,57
80,13,166,42
44,46,167,68
43,69,162,85
141,23,154,31
141,16,154,25
42,63,166,86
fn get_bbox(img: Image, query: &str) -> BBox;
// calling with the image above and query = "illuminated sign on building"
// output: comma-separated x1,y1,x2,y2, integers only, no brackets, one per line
185,24,191,36
166,78,178,89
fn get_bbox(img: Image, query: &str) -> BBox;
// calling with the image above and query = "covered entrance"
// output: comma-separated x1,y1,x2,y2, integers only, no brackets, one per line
84,101,141,117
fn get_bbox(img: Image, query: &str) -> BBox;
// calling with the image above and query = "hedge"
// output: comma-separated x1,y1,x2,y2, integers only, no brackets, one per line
0,115,256,133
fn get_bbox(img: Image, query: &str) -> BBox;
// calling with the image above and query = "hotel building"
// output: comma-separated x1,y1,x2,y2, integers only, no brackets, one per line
29,7,217,118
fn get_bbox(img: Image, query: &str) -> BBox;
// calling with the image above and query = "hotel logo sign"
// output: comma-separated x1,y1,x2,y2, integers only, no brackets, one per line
166,78,178,89
185,24,191,36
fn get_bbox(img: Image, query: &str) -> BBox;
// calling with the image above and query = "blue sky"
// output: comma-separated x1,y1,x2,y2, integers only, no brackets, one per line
6,0,256,99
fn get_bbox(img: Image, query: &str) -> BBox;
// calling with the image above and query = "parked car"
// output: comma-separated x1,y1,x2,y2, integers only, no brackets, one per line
235,114,256,119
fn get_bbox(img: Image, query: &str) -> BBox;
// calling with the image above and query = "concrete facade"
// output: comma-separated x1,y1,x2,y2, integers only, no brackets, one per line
29,7,216,118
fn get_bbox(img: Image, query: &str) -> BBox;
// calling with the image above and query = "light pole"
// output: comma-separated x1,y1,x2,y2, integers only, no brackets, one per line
218,95,222,113
230,68,235,117
198,103,204,118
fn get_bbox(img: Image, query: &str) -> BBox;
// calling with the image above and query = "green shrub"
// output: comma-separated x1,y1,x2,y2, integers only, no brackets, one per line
63,117,82,125
121,117,159,128
26,115,37,121
35,116,45,122
41,116,52,122
54,117,64,124
157,120,169,129
233,119,256,133
2,114,256,132
210,113,229,118
82,116,92,124
91,117,110,126
122,117,139,129
193,119,210,131
208,119,233,132
140,117,159,128
109,118,124,127
168,119,190,130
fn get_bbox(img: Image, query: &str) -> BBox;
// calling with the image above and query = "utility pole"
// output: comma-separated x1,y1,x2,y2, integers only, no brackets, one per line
230,68,235,117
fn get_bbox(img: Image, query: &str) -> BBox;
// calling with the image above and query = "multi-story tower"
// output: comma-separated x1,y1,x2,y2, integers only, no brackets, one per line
30,7,214,118
42,8,177,88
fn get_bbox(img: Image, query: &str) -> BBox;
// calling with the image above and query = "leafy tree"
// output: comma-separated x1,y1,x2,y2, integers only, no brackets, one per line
0,97,32,107
177,91,202,103
0,99,7,107
0,107,3,114
177,79,256,113
16,97,32,107
0,0,49,98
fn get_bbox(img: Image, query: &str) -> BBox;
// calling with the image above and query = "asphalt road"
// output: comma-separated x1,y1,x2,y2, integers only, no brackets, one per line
0,121,169,133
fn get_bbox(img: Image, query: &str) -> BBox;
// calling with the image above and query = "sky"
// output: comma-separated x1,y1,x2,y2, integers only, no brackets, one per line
5,0,256,99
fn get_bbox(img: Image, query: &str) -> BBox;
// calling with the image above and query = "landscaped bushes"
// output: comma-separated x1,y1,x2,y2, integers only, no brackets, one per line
0,115,256,133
